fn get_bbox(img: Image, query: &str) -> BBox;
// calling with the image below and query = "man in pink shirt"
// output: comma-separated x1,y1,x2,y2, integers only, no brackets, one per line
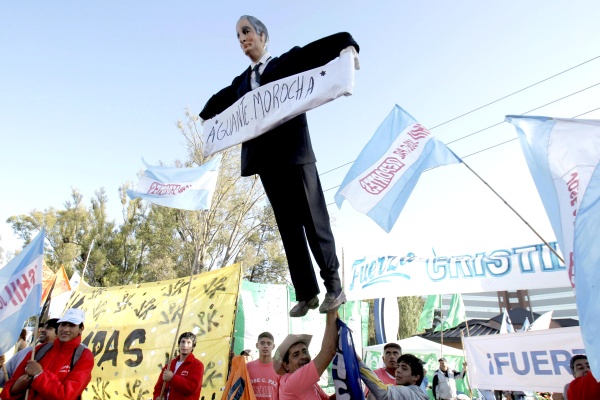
273,310,338,400
366,343,402,400
247,332,280,400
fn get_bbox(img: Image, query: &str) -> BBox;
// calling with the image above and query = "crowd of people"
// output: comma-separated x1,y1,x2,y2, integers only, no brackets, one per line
2,11,597,400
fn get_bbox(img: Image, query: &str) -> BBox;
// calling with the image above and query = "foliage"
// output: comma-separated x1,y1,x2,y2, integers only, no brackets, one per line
6,110,287,287
398,296,425,339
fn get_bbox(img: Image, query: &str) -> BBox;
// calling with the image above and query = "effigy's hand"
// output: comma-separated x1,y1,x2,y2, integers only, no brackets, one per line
340,46,360,70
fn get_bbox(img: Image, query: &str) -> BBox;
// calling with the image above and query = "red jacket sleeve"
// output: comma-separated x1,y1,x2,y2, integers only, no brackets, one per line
29,348,94,400
1,349,33,399
153,364,168,400
170,359,204,396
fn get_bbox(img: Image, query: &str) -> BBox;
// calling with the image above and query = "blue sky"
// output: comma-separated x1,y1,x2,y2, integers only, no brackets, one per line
1,1,599,264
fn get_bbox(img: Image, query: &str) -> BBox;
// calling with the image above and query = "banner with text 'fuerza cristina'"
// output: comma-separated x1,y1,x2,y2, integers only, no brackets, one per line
344,242,568,300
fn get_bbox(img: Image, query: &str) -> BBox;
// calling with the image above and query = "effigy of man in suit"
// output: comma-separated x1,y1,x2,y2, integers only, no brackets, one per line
199,15,359,317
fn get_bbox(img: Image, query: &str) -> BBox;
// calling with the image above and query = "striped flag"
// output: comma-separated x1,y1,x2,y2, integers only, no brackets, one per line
127,155,221,211
335,105,461,232
0,229,45,355
507,115,600,377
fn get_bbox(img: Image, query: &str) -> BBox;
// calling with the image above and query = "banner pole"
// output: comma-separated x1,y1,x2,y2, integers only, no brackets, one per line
460,330,472,398
158,209,206,400
80,239,95,283
341,247,346,323
24,314,41,399
460,160,564,264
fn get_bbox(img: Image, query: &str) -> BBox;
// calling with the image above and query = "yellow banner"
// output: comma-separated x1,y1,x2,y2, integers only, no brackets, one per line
65,263,242,400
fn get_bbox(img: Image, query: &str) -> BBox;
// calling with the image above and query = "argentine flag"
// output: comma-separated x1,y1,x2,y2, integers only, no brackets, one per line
127,155,222,211
507,115,600,379
335,105,461,232
0,229,44,355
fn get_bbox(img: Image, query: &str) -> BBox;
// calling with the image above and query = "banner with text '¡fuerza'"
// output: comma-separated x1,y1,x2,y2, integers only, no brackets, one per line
344,242,568,300
65,263,241,400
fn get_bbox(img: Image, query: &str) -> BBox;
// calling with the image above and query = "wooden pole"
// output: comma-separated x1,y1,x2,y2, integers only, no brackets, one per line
24,314,41,399
80,239,95,282
158,210,206,400
460,330,472,398
460,160,564,264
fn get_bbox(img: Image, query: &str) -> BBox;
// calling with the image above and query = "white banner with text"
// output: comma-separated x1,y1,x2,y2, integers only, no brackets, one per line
344,242,569,300
463,326,584,392
202,52,355,156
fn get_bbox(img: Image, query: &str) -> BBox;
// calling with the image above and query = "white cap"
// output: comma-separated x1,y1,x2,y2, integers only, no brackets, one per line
58,308,85,325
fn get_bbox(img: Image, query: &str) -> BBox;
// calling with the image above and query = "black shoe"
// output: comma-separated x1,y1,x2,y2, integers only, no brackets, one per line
289,296,319,318
319,291,346,313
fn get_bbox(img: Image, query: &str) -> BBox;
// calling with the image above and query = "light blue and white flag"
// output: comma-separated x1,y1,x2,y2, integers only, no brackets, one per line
0,229,45,355
335,105,461,232
506,116,600,287
127,155,222,211
506,115,600,378
573,124,600,379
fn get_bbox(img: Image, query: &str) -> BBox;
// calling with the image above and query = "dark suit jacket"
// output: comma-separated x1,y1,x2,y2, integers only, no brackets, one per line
200,32,359,176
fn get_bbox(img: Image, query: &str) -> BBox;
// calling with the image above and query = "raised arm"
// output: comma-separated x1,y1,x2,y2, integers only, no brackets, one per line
312,310,338,376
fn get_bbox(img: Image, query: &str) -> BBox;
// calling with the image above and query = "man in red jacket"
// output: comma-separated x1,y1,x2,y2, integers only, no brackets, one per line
153,332,204,400
1,308,94,400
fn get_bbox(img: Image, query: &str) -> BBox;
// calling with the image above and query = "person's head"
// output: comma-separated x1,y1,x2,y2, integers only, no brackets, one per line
236,15,268,62
395,354,425,386
256,332,275,357
570,354,590,378
178,332,196,356
57,308,85,343
382,343,402,372
438,357,448,372
273,334,312,375
39,318,59,343
20,329,27,341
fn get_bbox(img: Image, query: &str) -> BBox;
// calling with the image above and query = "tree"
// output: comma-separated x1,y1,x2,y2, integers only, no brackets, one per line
398,296,425,339
7,110,288,287
169,109,287,281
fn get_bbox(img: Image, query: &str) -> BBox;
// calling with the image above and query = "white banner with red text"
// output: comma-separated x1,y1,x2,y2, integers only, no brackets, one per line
202,51,355,157
463,326,585,392
344,242,569,300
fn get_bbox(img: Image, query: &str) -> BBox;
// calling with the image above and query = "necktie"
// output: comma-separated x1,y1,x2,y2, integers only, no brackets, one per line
252,62,262,87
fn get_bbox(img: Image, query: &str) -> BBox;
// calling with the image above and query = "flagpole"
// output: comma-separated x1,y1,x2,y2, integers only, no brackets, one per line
158,209,206,400
80,239,95,282
24,314,41,399
341,247,346,322
460,160,565,264
460,330,472,398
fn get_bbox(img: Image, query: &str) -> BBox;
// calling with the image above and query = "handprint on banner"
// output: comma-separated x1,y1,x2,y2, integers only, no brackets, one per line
159,302,184,325
203,276,227,299
197,306,220,336
91,288,107,300
134,298,157,320
93,300,108,319
202,361,223,389
91,377,111,400
115,293,136,313
68,292,86,309
123,379,149,400
162,279,189,297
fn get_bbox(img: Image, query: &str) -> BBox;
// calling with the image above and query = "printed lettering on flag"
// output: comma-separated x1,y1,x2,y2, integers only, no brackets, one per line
0,229,45,355
127,155,222,211
336,105,461,232
332,318,365,400
506,116,600,287
339,122,432,212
